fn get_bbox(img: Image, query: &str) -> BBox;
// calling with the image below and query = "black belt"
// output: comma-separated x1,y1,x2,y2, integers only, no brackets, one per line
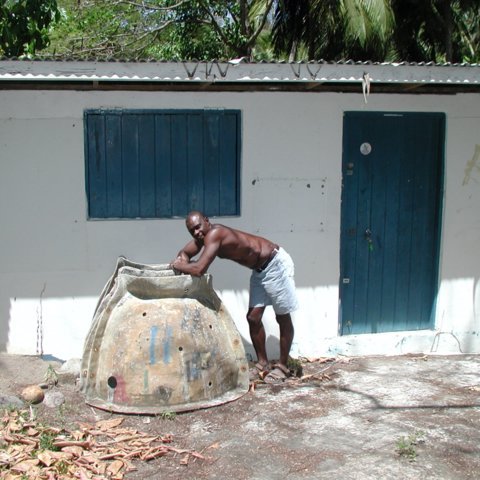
255,247,279,272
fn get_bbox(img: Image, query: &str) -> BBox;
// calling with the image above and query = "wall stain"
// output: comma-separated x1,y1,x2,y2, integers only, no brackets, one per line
463,144,480,185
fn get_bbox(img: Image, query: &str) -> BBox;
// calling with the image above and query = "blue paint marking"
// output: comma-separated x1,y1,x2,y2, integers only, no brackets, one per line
162,325,173,364
150,325,158,365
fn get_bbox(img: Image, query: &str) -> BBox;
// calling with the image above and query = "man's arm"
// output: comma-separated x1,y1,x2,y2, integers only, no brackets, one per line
171,229,222,276
175,239,201,262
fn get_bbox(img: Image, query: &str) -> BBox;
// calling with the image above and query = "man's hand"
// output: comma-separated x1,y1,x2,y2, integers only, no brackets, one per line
170,255,189,274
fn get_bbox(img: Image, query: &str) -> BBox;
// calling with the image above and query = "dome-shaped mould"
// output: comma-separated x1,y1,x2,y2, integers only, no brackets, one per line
80,257,249,414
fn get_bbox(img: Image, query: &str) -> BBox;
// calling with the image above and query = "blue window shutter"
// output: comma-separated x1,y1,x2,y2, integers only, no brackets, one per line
85,109,241,219
171,113,188,216
187,112,205,214
204,112,221,215
138,114,156,218
105,114,123,217
121,114,140,218
155,114,173,217
203,111,240,216
86,113,107,218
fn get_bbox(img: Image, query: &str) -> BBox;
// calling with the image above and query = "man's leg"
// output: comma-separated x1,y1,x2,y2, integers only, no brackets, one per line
276,313,294,369
246,306,269,367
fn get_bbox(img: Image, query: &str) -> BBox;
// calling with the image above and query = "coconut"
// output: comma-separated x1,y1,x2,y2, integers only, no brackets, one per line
21,385,45,404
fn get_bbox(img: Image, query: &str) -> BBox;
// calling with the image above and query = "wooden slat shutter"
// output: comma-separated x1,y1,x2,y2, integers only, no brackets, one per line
84,109,241,219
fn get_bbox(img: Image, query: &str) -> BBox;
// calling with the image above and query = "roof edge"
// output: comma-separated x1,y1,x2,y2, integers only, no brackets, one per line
0,60,479,86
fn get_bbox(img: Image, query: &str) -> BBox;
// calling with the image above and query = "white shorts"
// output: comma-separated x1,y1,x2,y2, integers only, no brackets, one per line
249,247,299,315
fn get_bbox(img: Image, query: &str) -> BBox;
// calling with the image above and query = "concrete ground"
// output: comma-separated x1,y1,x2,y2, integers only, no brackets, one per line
165,354,480,480
1,353,479,479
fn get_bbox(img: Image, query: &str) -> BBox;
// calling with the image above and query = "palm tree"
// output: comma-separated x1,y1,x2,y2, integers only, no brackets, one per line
271,0,480,63
391,0,480,63
272,0,395,61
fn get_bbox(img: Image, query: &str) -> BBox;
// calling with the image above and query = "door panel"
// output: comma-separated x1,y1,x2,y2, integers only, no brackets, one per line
340,112,445,335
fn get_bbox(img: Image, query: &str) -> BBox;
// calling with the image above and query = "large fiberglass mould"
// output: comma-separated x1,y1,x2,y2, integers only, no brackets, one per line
80,257,249,414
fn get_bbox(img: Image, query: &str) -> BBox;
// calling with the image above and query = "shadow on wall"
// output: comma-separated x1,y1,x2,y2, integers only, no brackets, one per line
239,332,281,364
0,256,255,357
0,297,9,351
0,268,118,355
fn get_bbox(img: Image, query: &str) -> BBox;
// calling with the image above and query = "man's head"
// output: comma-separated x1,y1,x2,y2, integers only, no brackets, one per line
186,211,211,241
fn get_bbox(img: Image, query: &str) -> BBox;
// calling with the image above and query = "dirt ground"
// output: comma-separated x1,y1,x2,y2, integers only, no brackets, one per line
1,352,479,479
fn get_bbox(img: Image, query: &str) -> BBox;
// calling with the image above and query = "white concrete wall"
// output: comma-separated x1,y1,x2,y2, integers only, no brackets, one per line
1,89,479,360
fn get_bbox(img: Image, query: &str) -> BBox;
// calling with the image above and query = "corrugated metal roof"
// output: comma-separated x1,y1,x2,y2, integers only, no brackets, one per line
0,58,479,91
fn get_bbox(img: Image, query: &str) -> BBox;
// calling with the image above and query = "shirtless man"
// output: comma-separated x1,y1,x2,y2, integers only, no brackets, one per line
171,211,299,383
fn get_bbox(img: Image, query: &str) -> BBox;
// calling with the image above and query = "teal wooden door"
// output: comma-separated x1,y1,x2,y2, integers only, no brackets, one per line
340,112,445,335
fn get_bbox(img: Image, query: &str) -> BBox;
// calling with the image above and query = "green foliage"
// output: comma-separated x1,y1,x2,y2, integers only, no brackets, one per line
45,0,275,60
390,0,480,63
396,431,425,461
341,0,395,53
55,460,69,474
0,0,60,57
272,0,396,61
287,356,303,377
31,0,480,63
271,0,480,63
44,364,58,386
152,2,227,60
38,430,60,451
46,0,146,58
160,410,176,420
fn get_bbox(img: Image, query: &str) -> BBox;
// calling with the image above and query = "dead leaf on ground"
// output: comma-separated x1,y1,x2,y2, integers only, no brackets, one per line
0,408,207,479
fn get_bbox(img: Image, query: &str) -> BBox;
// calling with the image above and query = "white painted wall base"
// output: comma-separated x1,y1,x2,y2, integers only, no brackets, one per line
318,330,479,357
4,285,478,361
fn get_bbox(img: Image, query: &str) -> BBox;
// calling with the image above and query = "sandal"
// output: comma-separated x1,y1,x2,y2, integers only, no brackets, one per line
249,362,270,381
264,363,291,384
